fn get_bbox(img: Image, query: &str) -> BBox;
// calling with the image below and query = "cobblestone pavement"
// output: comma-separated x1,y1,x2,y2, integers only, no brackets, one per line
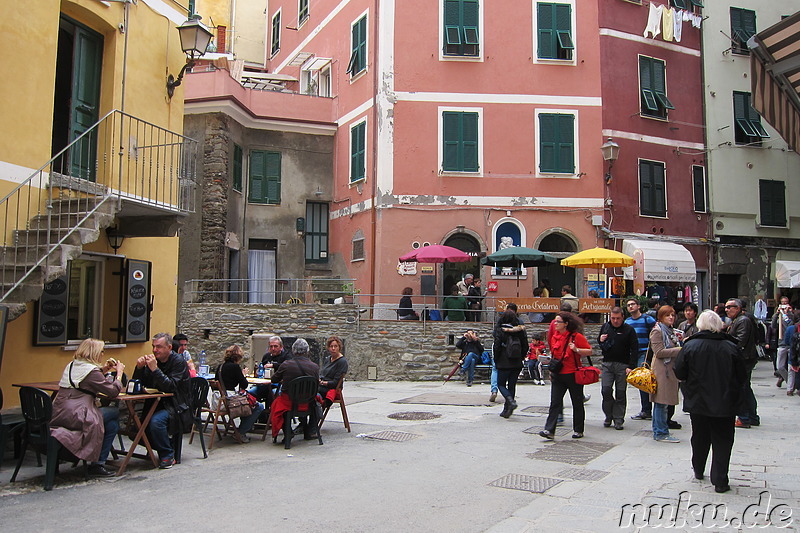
1,363,797,532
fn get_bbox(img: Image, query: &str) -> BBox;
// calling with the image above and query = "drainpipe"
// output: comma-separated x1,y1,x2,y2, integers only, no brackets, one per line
368,0,380,308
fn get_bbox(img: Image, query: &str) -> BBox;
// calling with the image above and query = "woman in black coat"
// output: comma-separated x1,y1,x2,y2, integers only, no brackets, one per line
493,309,528,418
673,310,746,494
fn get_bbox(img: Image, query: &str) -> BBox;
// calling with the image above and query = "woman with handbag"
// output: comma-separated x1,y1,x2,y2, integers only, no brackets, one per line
539,312,593,439
216,344,264,443
649,306,682,443
673,310,745,493
493,309,528,418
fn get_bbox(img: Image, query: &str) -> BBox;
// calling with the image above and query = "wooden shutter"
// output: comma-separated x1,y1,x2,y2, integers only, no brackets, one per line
760,180,786,227
692,165,706,212
442,112,461,171
556,114,575,173
233,144,242,191
265,152,281,204
653,162,666,216
555,3,573,53
640,161,654,215
462,0,479,44
351,122,365,181
462,112,479,172
539,114,556,173
249,151,265,202
537,3,555,59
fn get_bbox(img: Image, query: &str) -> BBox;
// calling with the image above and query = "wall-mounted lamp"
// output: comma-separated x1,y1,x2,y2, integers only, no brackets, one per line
166,15,214,99
600,137,620,185
314,186,323,197
106,226,126,253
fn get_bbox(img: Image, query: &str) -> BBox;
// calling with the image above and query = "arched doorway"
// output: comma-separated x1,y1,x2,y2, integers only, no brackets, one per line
442,233,481,296
537,232,578,296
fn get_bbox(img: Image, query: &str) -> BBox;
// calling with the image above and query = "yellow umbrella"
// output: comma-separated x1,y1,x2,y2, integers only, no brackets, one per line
560,247,634,269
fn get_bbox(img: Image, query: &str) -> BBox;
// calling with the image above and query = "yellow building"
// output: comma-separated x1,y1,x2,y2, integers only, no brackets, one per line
0,0,207,405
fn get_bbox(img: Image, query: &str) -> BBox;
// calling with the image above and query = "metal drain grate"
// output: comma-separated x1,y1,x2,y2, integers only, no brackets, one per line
527,441,615,465
387,411,442,420
523,426,572,437
521,406,551,414
362,430,421,442
489,474,563,493
555,467,610,481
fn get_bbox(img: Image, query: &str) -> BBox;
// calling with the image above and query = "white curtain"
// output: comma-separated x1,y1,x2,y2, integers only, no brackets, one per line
248,250,276,303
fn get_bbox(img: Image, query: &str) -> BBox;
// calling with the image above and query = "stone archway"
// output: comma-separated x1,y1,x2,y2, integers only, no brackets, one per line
442,232,482,296
535,231,579,297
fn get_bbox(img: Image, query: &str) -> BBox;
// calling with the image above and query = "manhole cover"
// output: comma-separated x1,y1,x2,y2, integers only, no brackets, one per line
362,430,421,442
387,411,442,421
527,441,615,465
489,474,562,493
555,467,610,481
521,406,551,414
523,426,572,437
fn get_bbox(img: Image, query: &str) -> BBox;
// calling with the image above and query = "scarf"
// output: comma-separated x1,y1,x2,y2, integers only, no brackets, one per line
58,359,98,389
657,322,678,364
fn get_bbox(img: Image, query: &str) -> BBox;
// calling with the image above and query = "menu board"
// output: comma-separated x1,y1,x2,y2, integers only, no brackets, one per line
34,274,70,345
124,259,151,343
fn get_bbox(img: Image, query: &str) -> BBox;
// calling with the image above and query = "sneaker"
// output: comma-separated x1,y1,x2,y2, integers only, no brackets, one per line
614,423,624,431
489,392,498,402
466,381,473,387
583,393,591,403
777,377,784,388
572,432,584,439
655,435,680,443
667,420,682,430
539,380,547,386
734,418,751,429
158,457,176,469
538,430,554,440
603,419,612,428
631,412,652,420
88,464,116,477
238,434,251,443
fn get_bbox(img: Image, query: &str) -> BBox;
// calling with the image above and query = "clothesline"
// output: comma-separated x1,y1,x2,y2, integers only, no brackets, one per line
643,2,703,45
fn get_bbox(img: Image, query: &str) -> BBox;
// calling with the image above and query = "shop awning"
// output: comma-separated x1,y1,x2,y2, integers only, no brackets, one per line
775,260,800,288
621,239,696,282
749,11,800,151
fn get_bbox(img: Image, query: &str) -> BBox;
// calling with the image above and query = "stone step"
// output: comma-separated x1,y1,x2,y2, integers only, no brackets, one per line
13,227,100,248
28,210,113,231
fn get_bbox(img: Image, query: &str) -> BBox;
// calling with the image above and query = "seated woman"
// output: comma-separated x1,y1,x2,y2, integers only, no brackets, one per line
215,345,265,443
398,287,420,320
50,338,125,477
319,336,349,407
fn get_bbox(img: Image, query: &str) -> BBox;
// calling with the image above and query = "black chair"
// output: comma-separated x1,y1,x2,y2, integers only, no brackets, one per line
10,387,86,491
277,376,323,449
187,377,209,459
1,387,25,469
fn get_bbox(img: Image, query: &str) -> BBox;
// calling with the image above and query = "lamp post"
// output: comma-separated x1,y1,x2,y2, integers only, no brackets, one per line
600,137,620,184
166,15,213,98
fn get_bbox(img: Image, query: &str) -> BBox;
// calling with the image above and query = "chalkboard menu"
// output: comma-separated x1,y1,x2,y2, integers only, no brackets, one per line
34,274,70,345
124,259,151,343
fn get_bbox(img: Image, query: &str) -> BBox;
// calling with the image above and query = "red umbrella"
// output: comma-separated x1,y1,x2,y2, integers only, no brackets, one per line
399,245,471,263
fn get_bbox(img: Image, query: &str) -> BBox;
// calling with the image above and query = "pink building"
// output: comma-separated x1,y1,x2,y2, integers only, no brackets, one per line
262,0,606,304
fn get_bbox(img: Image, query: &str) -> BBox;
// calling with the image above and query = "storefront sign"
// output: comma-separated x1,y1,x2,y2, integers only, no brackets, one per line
494,298,615,313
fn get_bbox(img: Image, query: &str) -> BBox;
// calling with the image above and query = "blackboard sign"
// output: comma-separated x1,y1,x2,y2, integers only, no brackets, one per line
124,259,151,343
34,274,70,345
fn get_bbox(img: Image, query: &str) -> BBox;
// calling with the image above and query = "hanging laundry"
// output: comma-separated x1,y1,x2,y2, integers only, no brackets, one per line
691,13,702,29
643,3,663,39
662,7,675,42
673,9,683,42
684,285,692,304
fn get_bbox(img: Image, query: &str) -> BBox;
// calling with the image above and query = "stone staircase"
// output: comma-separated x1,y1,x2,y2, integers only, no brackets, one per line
0,196,117,320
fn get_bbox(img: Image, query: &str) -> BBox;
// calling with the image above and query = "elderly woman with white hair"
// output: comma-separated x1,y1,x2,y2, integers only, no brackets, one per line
269,338,320,441
673,310,747,494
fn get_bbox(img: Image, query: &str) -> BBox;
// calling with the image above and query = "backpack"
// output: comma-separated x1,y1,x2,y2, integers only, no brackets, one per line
791,327,800,360
754,319,766,345
505,334,523,360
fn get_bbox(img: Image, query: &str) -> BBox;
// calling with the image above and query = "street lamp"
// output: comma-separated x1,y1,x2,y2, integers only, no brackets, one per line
166,15,213,99
600,137,620,184
106,226,126,253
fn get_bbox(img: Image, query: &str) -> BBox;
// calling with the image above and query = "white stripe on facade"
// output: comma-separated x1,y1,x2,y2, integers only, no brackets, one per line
390,196,604,208
376,0,396,196
599,28,701,57
602,129,704,151
0,161,44,188
336,98,375,127
395,92,602,106
330,198,374,220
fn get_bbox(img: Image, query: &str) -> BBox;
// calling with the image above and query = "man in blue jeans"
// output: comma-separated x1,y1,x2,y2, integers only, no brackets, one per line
132,332,191,469
456,329,484,387
624,298,656,420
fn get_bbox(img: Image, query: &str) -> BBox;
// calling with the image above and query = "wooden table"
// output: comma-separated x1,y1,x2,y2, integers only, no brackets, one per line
13,381,172,476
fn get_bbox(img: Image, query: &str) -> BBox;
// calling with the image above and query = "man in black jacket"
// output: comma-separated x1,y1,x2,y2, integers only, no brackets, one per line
132,332,191,469
455,329,484,387
725,299,759,428
597,307,639,430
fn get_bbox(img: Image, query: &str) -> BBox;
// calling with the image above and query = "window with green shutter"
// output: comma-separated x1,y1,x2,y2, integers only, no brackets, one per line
305,202,329,263
670,0,687,9
350,121,366,183
248,151,281,204
730,8,756,55
538,113,575,174
639,160,666,217
299,0,309,24
443,0,480,57
346,16,367,76
271,11,281,56
233,144,243,192
442,111,479,172
733,91,769,146
759,180,786,227
692,165,706,213
537,3,573,60
639,56,673,119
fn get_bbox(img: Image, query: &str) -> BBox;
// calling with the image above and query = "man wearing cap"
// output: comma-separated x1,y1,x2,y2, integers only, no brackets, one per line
457,274,474,298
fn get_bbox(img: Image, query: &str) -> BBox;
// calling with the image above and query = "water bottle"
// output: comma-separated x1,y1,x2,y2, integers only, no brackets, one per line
199,350,207,366
257,363,265,378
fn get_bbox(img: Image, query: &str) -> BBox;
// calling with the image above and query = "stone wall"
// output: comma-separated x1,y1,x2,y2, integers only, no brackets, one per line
179,303,602,380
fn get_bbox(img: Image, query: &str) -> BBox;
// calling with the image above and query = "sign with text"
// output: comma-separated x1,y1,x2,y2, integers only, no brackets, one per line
495,298,616,313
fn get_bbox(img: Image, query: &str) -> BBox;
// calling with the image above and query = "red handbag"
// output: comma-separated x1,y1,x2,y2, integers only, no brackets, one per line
572,342,601,385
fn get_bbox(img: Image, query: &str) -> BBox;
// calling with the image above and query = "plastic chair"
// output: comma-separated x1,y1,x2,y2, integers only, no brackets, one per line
10,387,86,491
1,387,25,469
277,376,323,449
187,377,209,458
318,375,351,433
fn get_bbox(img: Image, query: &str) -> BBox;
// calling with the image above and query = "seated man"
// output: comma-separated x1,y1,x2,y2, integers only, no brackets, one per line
270,338,320,441
250,336,292,405
455,329,484,387
132,332,191,469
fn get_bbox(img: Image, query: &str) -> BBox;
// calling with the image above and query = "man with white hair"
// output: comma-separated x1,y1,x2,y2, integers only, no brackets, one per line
270,339,320,441
456,273,474,297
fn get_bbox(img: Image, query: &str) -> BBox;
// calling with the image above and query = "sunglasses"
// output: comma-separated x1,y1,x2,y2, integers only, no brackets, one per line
725,305,739,309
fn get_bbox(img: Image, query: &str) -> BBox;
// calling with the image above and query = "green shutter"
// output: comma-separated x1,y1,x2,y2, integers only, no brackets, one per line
741,9,756,40
271,12,280,55
462,112,479,172
555,4,573,54
249,151,265,203
265,152,281,204
692,166,706,212
640,162,653,215
462,0,479,45
442,112,478,172
556,114,574,173
653,163,666,216
356,17,367,73
537,3,555,59
233,144,242,192
444,0,479,56
299,0,309,23
442,112,461,171
760,180,786,227
539,114,556,173
671,0,687,9
351,122,365,182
